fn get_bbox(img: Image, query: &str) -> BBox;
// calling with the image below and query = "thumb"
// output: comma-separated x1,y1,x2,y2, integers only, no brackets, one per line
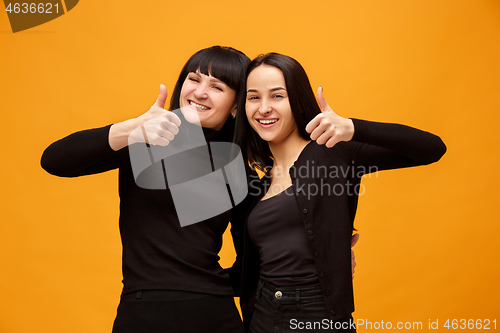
351,233,360,248
154,84,168,109
316,86,330,113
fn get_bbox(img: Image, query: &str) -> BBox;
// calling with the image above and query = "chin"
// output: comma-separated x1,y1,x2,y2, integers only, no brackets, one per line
257,133,274,143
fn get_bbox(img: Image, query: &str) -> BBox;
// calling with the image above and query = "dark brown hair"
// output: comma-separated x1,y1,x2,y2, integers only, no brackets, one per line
235,53,321,171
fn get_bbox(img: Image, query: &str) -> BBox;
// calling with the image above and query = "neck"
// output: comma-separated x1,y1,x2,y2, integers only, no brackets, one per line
268,130,310,171
202,117,234,142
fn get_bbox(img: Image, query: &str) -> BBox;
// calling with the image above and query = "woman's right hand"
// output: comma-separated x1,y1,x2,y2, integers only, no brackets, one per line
305,87,354,148
109,84,181,151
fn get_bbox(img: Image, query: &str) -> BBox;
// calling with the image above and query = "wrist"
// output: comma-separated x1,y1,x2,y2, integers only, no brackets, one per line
344,118,354,141
109,118,139,151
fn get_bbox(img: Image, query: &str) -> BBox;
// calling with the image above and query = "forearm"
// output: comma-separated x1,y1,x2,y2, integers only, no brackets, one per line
41,125,123,177
109,117,141,151
350,118,447,163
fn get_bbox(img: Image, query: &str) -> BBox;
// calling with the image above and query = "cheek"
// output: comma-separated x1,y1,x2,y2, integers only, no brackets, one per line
245,100,257,116
245,105,253,121
180,78,197,95
180,79,190,93
286,116,299,133
213,97,233,117
222,95,235,111
179,85,189,103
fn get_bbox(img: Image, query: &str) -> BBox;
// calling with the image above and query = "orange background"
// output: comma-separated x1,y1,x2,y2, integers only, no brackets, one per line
1,1,499,332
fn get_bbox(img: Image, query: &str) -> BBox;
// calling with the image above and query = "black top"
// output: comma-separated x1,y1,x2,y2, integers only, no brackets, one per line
239,118,447,328
41,117,247,296
247,185,319,287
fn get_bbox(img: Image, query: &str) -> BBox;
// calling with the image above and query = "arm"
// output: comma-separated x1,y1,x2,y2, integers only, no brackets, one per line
306,86,446,172
41,125,126,177
224,185,255,296
346,118,446,172
224,218,244,296
41,85,182,177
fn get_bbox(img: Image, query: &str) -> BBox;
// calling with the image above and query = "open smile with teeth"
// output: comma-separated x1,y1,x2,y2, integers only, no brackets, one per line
258,119,278,125
189,100,210,110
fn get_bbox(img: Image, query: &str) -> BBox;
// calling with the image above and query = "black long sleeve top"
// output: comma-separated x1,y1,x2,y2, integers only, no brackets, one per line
41,118,246,296
239,118,447,327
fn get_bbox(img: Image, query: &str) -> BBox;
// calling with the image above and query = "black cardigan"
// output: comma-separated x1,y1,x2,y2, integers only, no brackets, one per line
237,118,446,328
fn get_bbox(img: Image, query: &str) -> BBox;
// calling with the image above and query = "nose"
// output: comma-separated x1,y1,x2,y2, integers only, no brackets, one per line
258,99,272,115
193,83,208,100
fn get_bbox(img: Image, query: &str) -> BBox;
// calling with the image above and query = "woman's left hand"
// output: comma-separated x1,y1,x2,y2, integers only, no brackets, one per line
305,87,355,148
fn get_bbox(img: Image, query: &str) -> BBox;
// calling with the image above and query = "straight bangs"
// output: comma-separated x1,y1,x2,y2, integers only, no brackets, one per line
184,47,246,91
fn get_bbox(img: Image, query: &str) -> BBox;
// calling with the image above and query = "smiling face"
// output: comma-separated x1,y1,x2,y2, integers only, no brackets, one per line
179,71,237,131
245,65,300,144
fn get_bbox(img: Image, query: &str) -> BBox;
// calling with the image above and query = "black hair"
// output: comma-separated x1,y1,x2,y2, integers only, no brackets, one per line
235,53,322,172
169,46,251,112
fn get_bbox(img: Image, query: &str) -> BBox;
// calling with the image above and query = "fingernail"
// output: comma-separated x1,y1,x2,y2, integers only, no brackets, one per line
320,86,323,91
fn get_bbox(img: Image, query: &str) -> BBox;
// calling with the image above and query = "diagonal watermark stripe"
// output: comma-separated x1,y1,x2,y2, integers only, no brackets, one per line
3,0,79,33
128,108,248,227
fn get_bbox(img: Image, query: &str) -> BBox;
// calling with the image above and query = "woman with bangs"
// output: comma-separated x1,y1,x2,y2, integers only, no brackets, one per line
235,53,446,332
41,46,250,333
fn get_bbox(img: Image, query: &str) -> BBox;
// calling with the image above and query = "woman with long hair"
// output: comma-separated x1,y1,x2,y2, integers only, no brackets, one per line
41,46,251,333
235,53,446,332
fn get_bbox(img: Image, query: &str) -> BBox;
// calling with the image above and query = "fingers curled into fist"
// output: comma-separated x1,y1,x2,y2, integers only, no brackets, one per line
305,87,354,148
128,85,181,147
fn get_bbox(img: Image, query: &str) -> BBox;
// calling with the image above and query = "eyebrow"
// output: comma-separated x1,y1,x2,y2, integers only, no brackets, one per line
247,87,286,93
210,78,226,85
191,71,228,87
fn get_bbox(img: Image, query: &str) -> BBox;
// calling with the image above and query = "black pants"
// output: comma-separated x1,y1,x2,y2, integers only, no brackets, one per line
112,290,245,333
249,280,356,333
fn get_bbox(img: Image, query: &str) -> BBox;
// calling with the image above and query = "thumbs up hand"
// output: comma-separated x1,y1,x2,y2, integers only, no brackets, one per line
109,85,181,150
139,84,171,120
129,84,182,147
305,87,354,148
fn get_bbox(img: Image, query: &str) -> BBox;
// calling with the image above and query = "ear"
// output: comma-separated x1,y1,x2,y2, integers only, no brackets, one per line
231,104,238,118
